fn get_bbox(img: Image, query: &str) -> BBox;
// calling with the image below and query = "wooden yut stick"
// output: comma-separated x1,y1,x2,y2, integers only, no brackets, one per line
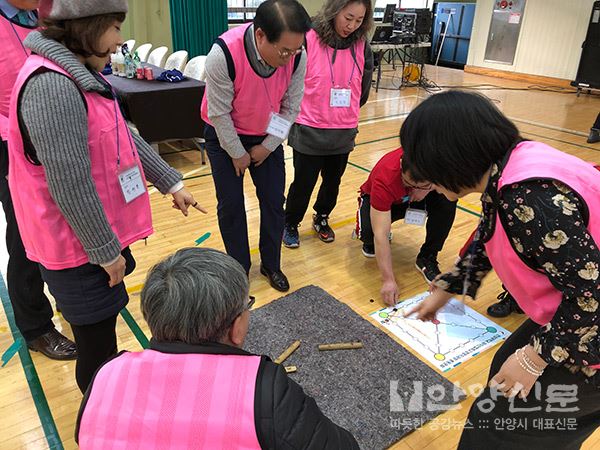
318,342,363,351
284,366,297,374
274,340,301,364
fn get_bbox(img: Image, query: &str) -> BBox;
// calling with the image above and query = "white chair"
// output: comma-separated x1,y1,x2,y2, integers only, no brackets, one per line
183,55,208,164
147,46,169,67
183,55,207,81
164,50,189,72
135,43,152,62
123,39,136,52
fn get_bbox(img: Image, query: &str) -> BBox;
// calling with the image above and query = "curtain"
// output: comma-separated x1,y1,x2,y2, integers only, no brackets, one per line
169,0,228,57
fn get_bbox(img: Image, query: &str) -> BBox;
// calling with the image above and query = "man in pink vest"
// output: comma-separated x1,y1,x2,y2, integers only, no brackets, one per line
402,91,600,449
0,0,75,359
77,247,358,449
201,0,311,292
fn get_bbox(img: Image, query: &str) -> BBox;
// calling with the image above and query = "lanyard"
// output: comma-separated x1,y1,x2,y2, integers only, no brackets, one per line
261,62,291,113
9,20,29,57
261,78,275,113
110,87,135,170
326,45,357,87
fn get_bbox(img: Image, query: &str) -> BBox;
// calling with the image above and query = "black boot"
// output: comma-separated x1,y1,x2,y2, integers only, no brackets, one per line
587,128,600,144
486,288,523,318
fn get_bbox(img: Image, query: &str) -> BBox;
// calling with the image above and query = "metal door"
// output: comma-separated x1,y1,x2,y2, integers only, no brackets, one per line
484,0,526,64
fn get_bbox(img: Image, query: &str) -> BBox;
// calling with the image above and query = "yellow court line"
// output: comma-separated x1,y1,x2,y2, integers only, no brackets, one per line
127,202,480,295
147,164,209,195
457,198,482,214
126,216,358,294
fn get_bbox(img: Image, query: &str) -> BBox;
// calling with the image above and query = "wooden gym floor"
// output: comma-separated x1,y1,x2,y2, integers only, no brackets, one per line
1,64,599,449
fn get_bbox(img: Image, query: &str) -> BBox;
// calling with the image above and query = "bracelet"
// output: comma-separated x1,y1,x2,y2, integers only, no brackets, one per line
518,348,545,375
514,349,544,376
520,346,546,372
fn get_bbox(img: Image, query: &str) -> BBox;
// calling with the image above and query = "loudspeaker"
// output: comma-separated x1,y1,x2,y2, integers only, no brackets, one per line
572,1,600,90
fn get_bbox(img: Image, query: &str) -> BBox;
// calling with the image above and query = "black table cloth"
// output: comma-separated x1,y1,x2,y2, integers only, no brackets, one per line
106,63,205,142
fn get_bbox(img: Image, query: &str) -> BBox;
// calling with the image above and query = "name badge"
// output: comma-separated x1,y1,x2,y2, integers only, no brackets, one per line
330,87,351,107
118,165,145,203
405,208,428,226
266,112,292,139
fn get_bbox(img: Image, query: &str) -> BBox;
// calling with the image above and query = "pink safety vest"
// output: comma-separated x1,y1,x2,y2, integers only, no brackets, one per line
78,350,263,449
485,141,600,367
8,56,153,269
201,23,295,136
0,12,35,140
295,29,365,129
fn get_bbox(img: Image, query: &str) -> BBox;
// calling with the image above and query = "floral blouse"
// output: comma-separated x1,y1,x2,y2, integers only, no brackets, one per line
435,161,600,382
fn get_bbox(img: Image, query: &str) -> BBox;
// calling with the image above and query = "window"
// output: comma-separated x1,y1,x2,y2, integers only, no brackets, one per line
227,0,265,23
374,0,431,20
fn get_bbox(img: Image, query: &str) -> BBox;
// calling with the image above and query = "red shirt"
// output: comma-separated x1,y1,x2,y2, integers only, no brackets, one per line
360,147,409,211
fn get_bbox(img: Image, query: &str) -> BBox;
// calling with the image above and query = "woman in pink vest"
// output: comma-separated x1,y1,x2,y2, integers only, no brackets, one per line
8,0,205,393
283,0,373,248
402,91,600,449
0,0,77,360
77,247,358,449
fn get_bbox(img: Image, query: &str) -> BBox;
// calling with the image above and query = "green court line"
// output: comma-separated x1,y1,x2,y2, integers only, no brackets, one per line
146,171,213,189
194,232,211,246
348,161,371,172
119,307,149,349
1,337,21,367
522,131,600,152
0,274,63,449
346,159,481,218
158,148,198,157
456,205,481,218
358,111,409,124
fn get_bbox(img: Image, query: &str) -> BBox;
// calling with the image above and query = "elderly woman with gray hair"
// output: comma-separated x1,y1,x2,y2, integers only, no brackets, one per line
76,247,358,449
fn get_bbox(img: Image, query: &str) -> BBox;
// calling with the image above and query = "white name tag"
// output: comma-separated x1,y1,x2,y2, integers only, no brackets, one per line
330,88,351,107
405,208,428,226
266,112,292,139
118,165,145,203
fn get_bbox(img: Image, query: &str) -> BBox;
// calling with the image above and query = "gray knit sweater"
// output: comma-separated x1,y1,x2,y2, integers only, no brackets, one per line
19,31,182,266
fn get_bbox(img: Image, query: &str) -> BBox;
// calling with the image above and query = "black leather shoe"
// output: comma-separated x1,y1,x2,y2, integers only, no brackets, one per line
27,329,77,360
587,128,600,144
487,289,523,318
260,265,290,292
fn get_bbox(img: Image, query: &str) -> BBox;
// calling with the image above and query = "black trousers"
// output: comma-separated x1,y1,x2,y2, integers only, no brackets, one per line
285,150,349,225
593,112,600,130
356,191,456,258
0,140,54,341
205,125,285,274
70,314,117,393
458,319,600,450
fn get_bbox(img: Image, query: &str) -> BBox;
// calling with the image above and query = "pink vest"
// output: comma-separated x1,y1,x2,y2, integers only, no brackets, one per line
0,13,35,140
201,23,294,136
485,141,600,367
8,56,153,269
295,29,365,129
78,350,262,449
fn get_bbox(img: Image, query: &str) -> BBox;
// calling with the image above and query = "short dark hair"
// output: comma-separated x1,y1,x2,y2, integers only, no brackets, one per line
254,0,311,43
400,90,522,193
41,12,126,58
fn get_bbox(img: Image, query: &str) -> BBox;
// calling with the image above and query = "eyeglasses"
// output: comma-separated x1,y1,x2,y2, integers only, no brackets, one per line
227,295,255,328
402,175,432,191
272,43,304,59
